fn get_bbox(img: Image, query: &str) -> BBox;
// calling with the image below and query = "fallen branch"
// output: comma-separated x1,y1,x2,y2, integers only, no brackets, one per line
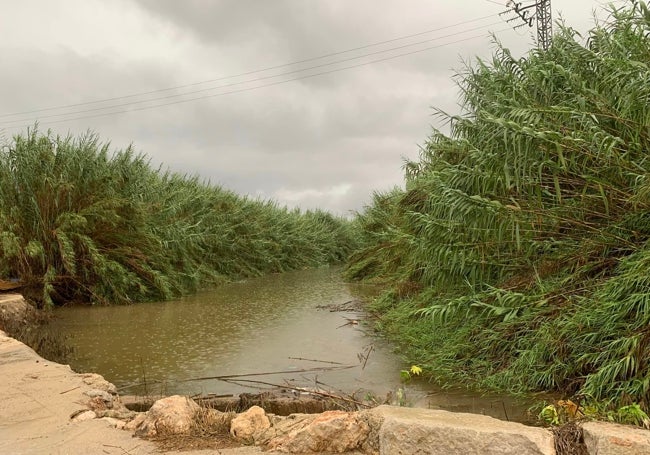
120,365,356,389
178,365,355,383
220,378,370,409
288,356,345,365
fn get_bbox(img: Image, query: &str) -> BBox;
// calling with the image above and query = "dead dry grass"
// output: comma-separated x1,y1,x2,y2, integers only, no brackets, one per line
152,406,241,452
552,422,589,455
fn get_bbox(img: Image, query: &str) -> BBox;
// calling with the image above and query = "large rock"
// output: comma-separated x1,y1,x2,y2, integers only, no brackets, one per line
367,405,555,455
264,410,370,453
230,405,271,443
0,294,34,323
133,395,200,438
582,421,650,455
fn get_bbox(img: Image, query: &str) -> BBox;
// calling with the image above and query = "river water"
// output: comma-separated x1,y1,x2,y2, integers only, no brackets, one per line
49,267,535,422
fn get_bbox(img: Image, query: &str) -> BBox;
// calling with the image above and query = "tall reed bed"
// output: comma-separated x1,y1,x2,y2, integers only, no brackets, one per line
346,2,650,410
0,129,358,306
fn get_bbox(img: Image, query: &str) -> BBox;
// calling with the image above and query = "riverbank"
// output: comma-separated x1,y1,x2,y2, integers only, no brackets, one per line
0,295,274,454
0,325,544,454
0,324,650,455
2,295,650,454
0,324,289,455
0,326,153,454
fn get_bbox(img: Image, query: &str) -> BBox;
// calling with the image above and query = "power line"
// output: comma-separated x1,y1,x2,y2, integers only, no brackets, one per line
0,13,500,120
2,27,513,131
0,19,506,127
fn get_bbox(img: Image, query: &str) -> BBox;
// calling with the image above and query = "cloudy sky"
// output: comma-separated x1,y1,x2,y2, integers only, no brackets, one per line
0,0,624,215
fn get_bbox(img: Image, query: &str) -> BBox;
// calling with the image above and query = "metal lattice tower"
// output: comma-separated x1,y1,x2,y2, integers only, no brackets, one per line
536,0,552,50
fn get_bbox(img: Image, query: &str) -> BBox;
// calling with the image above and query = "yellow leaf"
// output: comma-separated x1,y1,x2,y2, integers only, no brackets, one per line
410,365,423,376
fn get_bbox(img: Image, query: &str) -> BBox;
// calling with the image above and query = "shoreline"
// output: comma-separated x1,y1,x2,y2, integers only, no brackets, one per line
0,326,158,454
2,294,649,454
0,326,549,455
0,294,266,454
0,329,273,455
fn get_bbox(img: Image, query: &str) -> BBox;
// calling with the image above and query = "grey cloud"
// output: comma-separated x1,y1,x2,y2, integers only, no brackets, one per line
1,0,609,214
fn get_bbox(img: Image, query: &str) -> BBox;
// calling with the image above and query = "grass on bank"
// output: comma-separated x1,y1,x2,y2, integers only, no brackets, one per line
346,1,650,415
0,128,359,307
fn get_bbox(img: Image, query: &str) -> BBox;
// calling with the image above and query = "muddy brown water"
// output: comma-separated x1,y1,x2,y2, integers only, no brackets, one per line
49,267,537,423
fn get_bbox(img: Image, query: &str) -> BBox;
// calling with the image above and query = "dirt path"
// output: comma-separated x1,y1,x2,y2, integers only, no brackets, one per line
0,327,277,455
0,329,156,454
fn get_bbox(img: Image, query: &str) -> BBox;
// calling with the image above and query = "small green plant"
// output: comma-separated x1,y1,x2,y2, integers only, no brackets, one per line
539,404,560,426
611,404,650,428
400,365,423,382
396,388,406,406
538,399,650,428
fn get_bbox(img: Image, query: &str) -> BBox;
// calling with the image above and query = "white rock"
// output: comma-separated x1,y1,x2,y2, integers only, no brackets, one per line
265,410,369,453
70,410,97,422
124,413,147,431
230,405,271,443
80,373,117,394
133,395,200,438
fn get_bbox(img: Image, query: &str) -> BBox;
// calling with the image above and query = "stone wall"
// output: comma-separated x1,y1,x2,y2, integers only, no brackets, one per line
131,396,650,454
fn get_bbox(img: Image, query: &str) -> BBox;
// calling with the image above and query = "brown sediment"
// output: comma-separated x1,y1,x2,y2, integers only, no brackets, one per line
0,280,24,291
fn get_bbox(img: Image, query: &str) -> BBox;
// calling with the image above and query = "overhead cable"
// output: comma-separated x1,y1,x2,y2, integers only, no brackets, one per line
0,13,502,121
2,26,513,130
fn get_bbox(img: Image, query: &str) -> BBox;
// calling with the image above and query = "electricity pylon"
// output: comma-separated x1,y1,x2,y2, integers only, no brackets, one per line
536,0,552,50
505,1,552,50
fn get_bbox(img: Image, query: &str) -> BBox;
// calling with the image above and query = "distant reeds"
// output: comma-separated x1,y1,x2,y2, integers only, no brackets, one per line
0,128,359,306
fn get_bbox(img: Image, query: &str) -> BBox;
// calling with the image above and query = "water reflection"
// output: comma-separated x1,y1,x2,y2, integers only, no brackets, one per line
50,266,535,423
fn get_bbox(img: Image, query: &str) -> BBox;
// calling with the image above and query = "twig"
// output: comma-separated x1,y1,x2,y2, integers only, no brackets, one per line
501,401,510,422
312,377,354,401
192,393,234,400
288,356,344,365
316,300,361,312
219,378,280,391
59,386,80,394
362,345,374,370
174,366,355,383
316,300,352,310
119,365,355,390
336,317,360,329
357,344,374,370
101,444,139,455
220,378,370,408
139,357,148,397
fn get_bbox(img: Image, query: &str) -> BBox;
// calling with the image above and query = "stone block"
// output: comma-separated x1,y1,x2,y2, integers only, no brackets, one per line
370,405,555,455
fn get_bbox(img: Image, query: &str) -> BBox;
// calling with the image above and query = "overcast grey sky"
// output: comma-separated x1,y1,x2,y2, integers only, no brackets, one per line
0,1,623,215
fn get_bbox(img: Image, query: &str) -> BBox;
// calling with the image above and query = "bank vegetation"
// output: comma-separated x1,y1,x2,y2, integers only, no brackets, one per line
0,129,358,306
346,1,650,412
